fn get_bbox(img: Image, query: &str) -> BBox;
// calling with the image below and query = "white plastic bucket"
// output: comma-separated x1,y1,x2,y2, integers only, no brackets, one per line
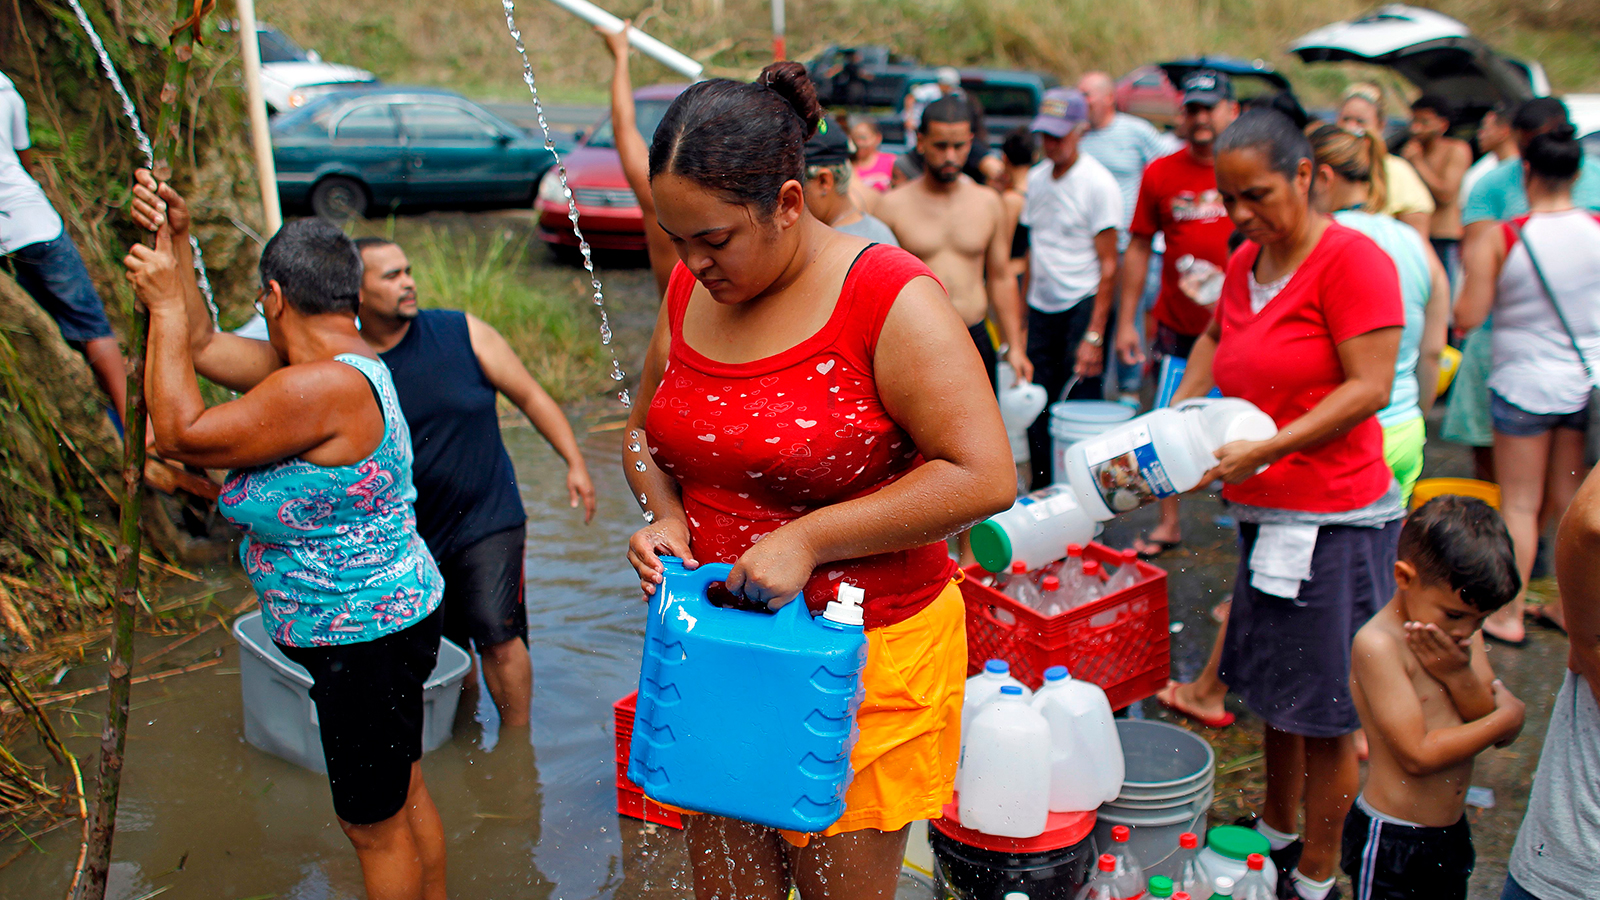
1049,401,1135,485
1091,720,1215,879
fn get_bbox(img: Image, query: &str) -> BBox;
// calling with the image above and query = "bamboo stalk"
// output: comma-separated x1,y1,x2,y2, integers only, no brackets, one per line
73,2,210,897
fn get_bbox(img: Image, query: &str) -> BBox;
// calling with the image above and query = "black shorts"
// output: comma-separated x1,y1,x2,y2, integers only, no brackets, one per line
968,321,998,393
1342,799,1473,900
278,607,443,825
438,524,527,652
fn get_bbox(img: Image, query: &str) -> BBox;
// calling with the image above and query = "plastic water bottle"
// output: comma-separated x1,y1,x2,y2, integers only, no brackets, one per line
1075,854,1119,900
998,365,1048,463
1234,855,1274,900
958,685,1051,838
957,661,1030,793
999,561,1045,611
970,485,1101,573
1078,560,1108,607
1038,574,1066,616
1032,664,1124,809
1207,876,1235,899
1060,399,1277,520
1175,254,1224,306
1148,876,1174,898
1174,832,1212,898
1103,548,1142,594
1109,825,1146,898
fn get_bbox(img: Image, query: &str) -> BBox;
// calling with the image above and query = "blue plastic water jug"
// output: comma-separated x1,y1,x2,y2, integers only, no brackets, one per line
628,557,869,832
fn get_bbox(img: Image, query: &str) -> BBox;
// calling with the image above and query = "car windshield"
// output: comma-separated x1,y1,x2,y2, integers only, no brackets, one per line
967,85,1037,118
257,29,307,64
585,100,673,148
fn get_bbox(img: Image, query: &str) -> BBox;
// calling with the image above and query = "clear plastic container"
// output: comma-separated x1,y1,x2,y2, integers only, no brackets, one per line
1174,832,1213,899
1199,826,1277,894
957,661,1031,793
1109,825,1146,899
1032,664,1124,812
970,485,1101,573
958,686,1051,838
1233,855,1274,900
1103,548,1142,594
1075,853,1119,900
999,561,1044,611
1038,574,1065,616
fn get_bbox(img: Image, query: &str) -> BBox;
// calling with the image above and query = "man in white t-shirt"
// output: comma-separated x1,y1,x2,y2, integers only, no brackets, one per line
1021,87,1123,487
0,73,126,424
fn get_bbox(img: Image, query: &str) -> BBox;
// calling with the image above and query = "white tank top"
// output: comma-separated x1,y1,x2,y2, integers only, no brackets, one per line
1488,209,1600,415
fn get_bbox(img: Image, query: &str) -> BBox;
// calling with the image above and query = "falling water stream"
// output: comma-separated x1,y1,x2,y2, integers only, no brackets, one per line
65,0,218,324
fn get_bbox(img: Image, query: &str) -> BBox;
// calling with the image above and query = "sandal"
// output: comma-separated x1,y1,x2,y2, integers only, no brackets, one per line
1155,680,1235,728
1528,607,1568,636
1134,535,1183,560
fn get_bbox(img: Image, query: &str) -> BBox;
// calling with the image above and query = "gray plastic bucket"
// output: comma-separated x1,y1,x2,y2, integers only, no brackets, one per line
233,610,471,773
1091,720,1215,879
1049,401,1135,484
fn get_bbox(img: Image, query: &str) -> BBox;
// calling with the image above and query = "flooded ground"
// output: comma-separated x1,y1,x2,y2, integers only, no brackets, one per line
0,212,1571,899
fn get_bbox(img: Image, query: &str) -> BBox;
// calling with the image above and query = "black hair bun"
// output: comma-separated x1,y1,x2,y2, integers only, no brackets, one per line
1552,122,1578,142
758,61,823,139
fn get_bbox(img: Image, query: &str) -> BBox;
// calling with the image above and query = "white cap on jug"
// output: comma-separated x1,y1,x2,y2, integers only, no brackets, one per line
823,583,865,626
985,659,1010,675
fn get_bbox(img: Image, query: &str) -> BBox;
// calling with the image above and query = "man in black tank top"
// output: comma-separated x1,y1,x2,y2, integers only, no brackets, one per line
354,238,596,728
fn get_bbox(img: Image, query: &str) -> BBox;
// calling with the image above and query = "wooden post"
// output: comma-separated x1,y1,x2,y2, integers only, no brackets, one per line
72,2,208,897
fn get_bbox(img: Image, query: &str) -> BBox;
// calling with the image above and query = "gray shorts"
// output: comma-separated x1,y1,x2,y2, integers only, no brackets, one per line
1220,520,1401,737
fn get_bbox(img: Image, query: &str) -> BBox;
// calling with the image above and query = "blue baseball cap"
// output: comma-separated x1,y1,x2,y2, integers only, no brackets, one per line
1031,87,1089,138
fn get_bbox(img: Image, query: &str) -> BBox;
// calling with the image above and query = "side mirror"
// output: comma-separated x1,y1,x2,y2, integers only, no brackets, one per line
573,129,586,143
306,50,322,64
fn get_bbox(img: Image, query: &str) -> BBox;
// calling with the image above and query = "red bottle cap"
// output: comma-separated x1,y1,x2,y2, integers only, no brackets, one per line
1084,561,1103,577
1121,548,1138,562
1011,561,1028,574
1179,832,1199,849
1066,543,1083,557
1098,853,1116,872
1247,852,1265,870
1042,575,1061,591
1112,825,1130,842
1173,894,1191,900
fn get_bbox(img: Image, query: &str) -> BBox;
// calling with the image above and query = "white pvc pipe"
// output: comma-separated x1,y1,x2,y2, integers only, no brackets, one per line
234,0,282,234
545,0,704,80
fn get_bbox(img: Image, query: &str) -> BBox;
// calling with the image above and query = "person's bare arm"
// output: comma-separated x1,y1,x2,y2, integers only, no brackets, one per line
719,276,1016,606
1398,210,1432,240
125,226,379,470
1404,141,1471,208
599,24,676,298
1170,318,1222,404
1073,227,1119,378
1209,327,1400,483
1556,466,1600,689
1352,628,1525,776
983,191,1032,384
130,169,284,390
625,298,697,595
1454,221,1505,332
1416,248,1451,416
467,314,595,522
1116,235,1153,367
18,148,36,175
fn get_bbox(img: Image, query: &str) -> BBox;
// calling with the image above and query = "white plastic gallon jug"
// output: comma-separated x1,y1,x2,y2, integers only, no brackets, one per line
1060,398,1276,520
1031,665,1124,812
997,363,1048,464
958,686,1051,838
956,660,1031,793
970,485,1101,573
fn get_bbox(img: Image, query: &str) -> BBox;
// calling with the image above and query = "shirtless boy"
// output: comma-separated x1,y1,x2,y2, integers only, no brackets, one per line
1400,95,1472,279
1346,496,1525,900
876,96,1031,389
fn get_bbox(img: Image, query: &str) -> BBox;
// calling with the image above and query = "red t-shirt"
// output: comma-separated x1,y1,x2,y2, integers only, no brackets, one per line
644,245,957,630
1130,149,1234,337
1212,222,1404,512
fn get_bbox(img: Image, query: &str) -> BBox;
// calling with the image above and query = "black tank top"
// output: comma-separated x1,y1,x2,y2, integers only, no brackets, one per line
379,309,526,560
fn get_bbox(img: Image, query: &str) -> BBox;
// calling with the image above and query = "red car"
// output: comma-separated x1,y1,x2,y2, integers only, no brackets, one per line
536,83,687,252
1114,58,1291,130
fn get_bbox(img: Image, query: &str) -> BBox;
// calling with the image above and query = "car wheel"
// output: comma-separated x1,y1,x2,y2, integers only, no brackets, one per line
309,176,369,221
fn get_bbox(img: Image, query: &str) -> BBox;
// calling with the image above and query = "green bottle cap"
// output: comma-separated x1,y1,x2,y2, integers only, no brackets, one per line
969,520,1013,573
1148,875,1174,897
1206,824,1270,861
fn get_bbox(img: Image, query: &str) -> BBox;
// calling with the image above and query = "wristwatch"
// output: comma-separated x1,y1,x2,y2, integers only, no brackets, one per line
1082,330,1104,348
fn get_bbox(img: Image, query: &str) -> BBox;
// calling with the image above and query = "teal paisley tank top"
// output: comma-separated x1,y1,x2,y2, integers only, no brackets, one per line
217,354,443,647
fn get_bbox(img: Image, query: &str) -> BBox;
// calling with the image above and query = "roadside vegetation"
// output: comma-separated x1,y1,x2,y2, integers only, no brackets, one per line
261,0,1600,104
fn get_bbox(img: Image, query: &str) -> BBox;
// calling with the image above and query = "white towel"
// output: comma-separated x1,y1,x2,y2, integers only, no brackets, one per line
1249,524,1319,599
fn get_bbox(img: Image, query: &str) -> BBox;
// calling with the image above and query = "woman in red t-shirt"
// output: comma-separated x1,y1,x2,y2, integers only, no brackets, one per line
1167,109,1403,900
622,63,1014,898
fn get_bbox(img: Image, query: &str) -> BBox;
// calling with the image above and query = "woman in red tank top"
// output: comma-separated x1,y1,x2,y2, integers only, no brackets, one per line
623,63,1013,897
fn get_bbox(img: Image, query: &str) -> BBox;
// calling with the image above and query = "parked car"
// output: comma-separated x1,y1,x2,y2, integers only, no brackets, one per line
1567,95,1600,156
535,83,687,253
897,68,1060,146
807,44,925,110
1115,57,1292,130
217,21,376,114
272,87,565,220
1289,4,1547,128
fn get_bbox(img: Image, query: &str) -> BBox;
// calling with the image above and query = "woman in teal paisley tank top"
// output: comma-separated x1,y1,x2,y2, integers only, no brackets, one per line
126,188,448,900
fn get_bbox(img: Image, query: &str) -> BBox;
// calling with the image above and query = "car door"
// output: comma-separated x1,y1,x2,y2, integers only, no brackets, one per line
396,102,518,205
328,103,407,209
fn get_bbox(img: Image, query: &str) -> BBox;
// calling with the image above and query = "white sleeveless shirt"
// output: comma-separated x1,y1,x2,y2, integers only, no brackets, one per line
1488,209,1600,415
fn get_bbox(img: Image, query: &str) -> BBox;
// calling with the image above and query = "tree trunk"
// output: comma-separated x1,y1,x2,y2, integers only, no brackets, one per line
72,2,207,897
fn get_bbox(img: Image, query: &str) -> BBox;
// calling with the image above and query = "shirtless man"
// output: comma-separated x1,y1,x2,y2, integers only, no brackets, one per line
877,96,1031,389
1401,95,1472,280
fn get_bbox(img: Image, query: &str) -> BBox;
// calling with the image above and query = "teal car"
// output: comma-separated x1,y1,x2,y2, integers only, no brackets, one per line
272,86,565,219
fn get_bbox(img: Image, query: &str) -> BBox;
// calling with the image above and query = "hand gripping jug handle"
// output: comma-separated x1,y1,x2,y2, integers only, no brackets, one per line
654,556,808,620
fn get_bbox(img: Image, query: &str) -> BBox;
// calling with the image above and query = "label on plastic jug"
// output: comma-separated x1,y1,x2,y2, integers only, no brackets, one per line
1081,424,1177,512
1015,484,1078,522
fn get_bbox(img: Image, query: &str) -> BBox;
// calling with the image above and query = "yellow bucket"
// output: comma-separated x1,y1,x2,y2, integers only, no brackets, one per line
1411,477,1500,510
1436,345,1463,398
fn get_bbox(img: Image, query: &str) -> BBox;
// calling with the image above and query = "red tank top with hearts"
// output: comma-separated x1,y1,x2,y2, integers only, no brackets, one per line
645,245,957,630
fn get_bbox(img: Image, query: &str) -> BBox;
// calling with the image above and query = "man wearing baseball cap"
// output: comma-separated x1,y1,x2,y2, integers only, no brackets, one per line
1115,68,1238,560
801,119,899,245
1020,87,1123,487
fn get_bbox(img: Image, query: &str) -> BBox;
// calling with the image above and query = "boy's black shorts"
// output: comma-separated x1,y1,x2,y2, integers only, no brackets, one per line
1341,799,1473,900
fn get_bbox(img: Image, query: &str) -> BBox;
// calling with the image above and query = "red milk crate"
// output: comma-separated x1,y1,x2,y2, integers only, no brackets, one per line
613,692,684,829
960,542,1169,709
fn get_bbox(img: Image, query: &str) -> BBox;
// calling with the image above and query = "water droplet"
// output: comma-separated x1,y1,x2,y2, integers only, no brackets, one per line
634,461,647,472
627,442,641,453
643,511,656,524
618,389,631,406
638,493,648,505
